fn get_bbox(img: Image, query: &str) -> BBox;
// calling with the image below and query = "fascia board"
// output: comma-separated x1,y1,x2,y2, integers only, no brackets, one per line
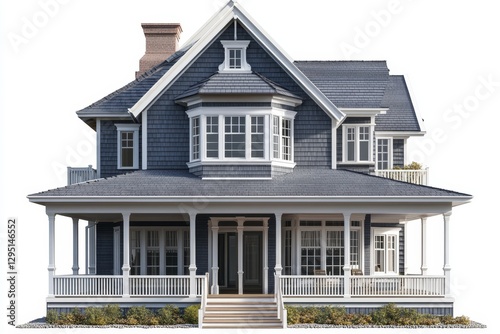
375,131,426,137
129,5,235,118
233,4,345,122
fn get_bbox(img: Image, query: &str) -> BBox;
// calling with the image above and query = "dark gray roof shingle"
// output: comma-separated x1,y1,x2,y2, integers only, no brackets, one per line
175,72,302,100
29,169,470,199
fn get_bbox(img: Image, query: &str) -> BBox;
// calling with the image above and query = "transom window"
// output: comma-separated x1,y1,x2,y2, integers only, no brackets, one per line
343,124,373,163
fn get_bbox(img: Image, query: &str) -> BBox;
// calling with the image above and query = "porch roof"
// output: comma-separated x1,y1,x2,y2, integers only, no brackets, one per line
29,168,471,204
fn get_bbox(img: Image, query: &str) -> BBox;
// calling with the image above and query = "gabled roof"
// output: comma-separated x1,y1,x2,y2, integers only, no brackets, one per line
295,61,390,109
28,168,471,204
127,0,345,122
175,72,302,101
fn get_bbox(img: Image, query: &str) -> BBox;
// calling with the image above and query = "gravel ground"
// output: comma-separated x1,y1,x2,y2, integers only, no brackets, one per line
17,318,487,329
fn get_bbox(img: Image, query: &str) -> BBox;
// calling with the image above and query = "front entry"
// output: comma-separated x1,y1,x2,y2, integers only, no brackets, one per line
210,217,269,295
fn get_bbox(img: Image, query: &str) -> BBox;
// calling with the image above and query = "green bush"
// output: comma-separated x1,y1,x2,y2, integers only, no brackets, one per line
45,309,59,324
84,307,107,325
157,305,183,325
102,304,123,324
183,305,200,324
126,306,158,325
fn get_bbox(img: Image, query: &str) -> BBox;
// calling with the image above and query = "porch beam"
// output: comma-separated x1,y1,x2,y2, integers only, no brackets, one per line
443,212,452,297
122,212,131,297
343,212,352,298
421,218,428,275
189,212,197,298
72,218,79,275
47,213,56,297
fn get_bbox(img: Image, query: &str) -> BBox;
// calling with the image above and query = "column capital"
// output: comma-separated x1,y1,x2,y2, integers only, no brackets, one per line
443,211,452,218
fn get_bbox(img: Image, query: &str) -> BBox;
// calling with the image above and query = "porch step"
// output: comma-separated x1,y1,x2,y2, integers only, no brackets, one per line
202,295,283,329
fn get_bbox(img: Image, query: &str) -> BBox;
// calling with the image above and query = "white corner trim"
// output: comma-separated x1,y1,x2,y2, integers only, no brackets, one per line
96,119,101,178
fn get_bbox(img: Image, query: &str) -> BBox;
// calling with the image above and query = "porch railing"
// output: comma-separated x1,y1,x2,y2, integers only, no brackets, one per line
350,276,445,297
280,275,344,296
53,275,206,297
67,165,97,185
375,168,428,185
54,275,123,296
280,275,445,298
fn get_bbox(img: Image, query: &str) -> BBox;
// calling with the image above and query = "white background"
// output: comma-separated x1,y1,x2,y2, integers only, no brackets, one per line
1,0,499,333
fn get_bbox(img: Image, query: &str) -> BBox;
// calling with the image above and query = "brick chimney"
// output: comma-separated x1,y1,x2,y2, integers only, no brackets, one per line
136,23,182,78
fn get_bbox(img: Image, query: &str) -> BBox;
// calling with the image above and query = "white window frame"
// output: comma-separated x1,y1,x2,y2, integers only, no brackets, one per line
185,108,296,167
371,227,401,275
290,217,364,276
130,227,189,276
342,124,374,163
218,40,252,73
115,124,140,169
376,137,393,170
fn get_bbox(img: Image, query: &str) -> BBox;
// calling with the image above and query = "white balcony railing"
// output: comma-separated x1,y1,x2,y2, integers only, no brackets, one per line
375,168,429,185
350,276,445,297
67,165,97,185
280,275,445,298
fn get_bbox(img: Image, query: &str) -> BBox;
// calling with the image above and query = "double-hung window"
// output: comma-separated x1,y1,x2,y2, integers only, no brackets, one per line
373,228,400,274
206,116,219,158
251,116,264,158
272,115,293,162
225,116,246,158
115,124,140,169
343,125,372,163
377,138,392,170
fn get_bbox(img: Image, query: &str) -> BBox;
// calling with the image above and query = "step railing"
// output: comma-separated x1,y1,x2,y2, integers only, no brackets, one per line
275,273,287,329
198,272,209,329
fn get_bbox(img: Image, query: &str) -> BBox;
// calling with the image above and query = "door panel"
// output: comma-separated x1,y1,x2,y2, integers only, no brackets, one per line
243,232,262,292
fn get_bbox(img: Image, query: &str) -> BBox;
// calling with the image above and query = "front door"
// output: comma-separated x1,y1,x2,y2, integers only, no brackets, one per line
243,231,263,293
218,232,238,291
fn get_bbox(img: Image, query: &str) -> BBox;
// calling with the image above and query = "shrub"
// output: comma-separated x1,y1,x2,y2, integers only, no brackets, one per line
157,305,183,325
103,304,123,324
126,306,158,325
45,309,58,324
84,307,107,325
58,308,85,325
183,305,200,324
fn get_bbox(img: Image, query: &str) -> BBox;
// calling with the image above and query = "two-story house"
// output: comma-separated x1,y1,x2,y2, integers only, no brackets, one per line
28,1,471,329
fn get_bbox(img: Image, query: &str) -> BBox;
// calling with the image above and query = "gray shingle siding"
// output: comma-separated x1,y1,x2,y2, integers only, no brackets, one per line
100,120,142,178
144,21,331,171
96,222,114,275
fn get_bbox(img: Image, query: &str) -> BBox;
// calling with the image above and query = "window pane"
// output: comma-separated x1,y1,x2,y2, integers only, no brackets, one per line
347,128,355,162
147,231,160,275
251,116,264,158
374,235,385,272
165,231,178,275
359,127,370,161
301,231,321,275
206,116,219,158
326,231,344,276
229,49,242,69
192,117,200,160
273,116,280,159
224,116,246,158
377,139,390,170
130,231,141,275
183,231,190,275
282,119,292,161
121,131,134,167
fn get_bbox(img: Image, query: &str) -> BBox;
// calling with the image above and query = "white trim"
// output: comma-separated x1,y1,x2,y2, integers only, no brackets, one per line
218,40,252,73
96,120,101,178
342,124,374,164
375,131,425,138
375,137,393,170
128,2,344,122
339,108,387,117
142,110,148,170
115,124,140,170
371,227,401,275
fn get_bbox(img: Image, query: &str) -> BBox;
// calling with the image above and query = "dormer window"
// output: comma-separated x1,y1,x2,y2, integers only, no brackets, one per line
219,40,252,73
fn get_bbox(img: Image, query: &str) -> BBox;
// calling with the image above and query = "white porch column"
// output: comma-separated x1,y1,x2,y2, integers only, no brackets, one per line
443,212,452,297
211,223,219,294
274,213,283,275
263,219,269,294
122,212,131,297
421,218,428,275
343,212,351,298
237,218,244,295
87,221,97,275
72,218,79,275
189,213,197,298
47,213,56,297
